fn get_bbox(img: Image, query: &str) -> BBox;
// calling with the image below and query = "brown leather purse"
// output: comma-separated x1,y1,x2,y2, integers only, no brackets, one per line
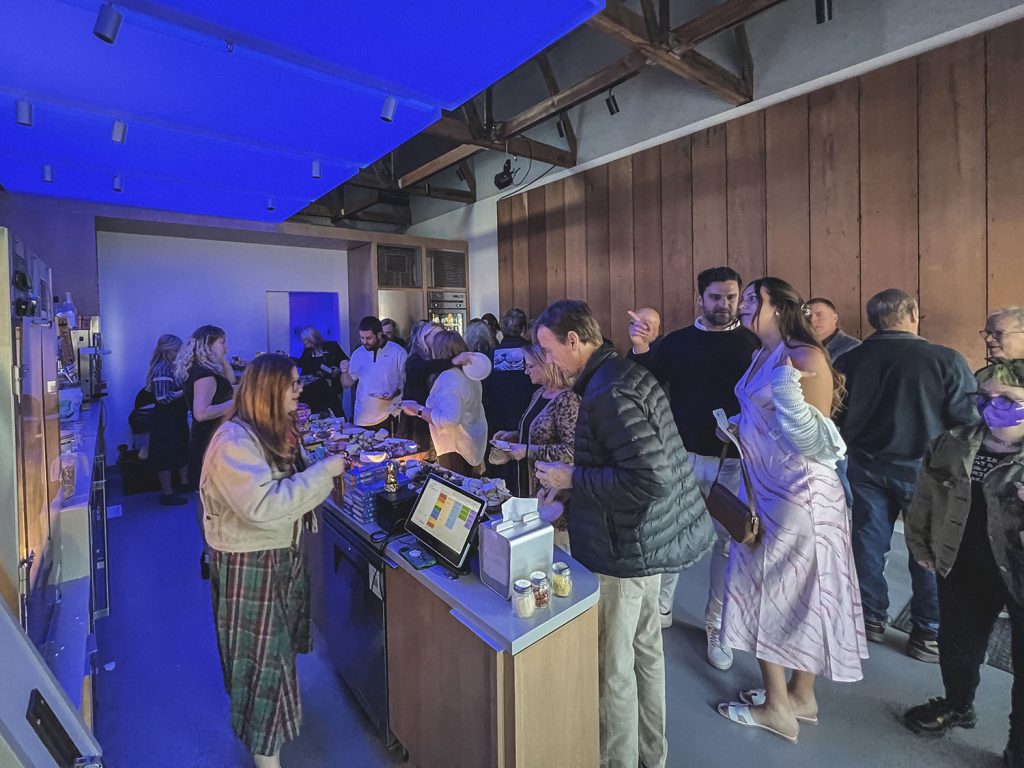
703,442,761,547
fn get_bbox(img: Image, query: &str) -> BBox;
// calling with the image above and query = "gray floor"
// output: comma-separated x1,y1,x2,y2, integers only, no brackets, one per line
95,486,1012,767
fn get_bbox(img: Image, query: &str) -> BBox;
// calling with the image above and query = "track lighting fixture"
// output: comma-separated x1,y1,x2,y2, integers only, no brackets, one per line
380,94,397,123
112,174,123,192
267,196,276,211
16,99,33,127
605,91,620,116
42,165,54,183
111,118,127,144
93,3,123,44
494,158,515,190
312,159,322,179
815,0,833,24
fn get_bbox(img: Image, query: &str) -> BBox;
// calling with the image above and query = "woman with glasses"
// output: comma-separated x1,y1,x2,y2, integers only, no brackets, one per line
981,307,1024,363
201,354,347,768
903,360,1024,768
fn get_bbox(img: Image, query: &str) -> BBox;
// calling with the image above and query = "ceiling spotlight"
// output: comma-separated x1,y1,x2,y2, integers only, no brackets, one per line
16,99,33,127
494,158,514,190
380,94,397,123
605,91,620,116
112,174,124,192
267,196,276,211
42,164,54,183
815,0,833,23
111,118,127,144
312,159,322,179
93,3,123,44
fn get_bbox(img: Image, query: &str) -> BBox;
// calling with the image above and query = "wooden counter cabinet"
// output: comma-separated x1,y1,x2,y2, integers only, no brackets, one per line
385,564,599,768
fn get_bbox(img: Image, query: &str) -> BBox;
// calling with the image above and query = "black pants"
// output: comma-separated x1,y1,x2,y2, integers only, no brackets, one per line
938,536,1024,755
436,452,478,477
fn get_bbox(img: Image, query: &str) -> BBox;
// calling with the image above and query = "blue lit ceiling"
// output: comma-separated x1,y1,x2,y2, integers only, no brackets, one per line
1,0,603,222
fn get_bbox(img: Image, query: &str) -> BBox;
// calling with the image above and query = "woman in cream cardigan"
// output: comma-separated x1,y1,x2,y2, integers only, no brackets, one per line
200,353,346,768
401,329,492,476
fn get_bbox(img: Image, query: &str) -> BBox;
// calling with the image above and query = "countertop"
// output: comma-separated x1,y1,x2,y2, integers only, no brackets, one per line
321,497,599,655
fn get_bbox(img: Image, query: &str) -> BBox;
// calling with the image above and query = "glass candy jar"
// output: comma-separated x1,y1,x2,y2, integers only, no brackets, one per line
552,562,573,597
530,570,551,609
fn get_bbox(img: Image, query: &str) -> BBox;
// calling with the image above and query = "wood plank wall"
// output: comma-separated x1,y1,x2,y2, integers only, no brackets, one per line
496,21,1024,369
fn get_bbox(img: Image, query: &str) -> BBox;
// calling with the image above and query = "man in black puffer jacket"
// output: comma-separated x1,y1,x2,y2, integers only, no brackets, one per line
534,300,712,768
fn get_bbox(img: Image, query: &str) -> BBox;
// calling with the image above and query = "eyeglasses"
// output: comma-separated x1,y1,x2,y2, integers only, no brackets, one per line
291,379,303,392
979,329,1024,342
970,392,1024,410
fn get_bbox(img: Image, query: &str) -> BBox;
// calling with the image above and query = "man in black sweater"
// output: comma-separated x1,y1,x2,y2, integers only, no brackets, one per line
629,266,760,672
534,299,711,768
835,288,977,663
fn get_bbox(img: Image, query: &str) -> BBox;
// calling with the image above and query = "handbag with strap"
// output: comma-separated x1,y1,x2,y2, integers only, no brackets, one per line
703,411,761,547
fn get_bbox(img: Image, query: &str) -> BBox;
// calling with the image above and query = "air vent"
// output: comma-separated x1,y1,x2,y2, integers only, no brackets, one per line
428,249,466,288
376,245,421,288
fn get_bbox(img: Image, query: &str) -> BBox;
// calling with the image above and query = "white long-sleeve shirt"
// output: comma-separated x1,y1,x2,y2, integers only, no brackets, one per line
426,367,488,466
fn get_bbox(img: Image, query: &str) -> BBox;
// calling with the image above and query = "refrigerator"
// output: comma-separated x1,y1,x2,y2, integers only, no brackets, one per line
0,227,62,647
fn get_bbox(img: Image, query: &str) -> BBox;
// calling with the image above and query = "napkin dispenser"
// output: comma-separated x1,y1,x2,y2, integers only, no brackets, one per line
478,498,554,600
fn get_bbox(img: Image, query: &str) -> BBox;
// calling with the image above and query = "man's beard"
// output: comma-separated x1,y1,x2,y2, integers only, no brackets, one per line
705,309,736,327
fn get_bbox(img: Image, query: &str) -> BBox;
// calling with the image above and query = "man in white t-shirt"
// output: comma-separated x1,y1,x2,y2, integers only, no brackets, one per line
339,316,408,429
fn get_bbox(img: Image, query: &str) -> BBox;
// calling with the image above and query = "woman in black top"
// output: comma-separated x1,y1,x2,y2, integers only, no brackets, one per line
294,326,347,417
145,334,189,505
177,324,235,577
401,322,448,449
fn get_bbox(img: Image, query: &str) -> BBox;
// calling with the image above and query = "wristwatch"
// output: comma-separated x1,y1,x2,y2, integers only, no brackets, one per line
416,407,423,418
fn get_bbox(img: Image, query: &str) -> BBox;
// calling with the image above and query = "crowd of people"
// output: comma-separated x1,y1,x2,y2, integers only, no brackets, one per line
138,279,1024,768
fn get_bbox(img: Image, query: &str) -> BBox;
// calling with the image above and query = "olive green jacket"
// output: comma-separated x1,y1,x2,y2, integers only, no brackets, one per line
905,425,1024,604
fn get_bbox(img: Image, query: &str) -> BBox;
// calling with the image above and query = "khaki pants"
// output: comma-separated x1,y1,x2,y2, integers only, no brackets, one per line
659,453,742,627
597,573,667,768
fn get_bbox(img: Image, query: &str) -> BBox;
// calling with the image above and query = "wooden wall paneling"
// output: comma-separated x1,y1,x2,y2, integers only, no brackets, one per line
691,125,729,277
726,111,767,284
497,198,514,313
608,156,635,353
986,20,1024,313
764,96,810,299
661,137,695,331
510,193,531,313
808,80,861,333
632,147,663,315
544,180,567,308
919,36,987,366
564,174,588,301
527,187,548,319
859,59,919,337
585,165,612,337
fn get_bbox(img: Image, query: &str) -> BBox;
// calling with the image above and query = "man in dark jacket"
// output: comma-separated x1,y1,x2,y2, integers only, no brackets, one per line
534,299,712,768
835,288,977,664
482,308,538,492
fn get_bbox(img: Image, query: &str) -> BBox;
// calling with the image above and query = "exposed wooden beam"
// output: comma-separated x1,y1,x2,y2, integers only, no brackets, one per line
536,54,578,160
425,115,575,167
671,0,785,52
397,144,482,189
409,185,476,204
659,0,671,41
458,160,477,196
334,208,411,227
639,0,661,43
461,98,485,138
339,189,382,218
499,50,650,138
735,23,754,94
588,2,750,105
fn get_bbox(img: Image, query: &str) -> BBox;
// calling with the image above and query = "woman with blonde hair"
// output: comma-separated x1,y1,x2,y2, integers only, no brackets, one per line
201,353,346,768
177,324,235,577
401,329,491,475
145,333,189,505
294,325,347,416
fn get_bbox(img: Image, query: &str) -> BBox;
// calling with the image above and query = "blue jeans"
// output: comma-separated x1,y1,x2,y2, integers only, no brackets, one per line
848,457,939,633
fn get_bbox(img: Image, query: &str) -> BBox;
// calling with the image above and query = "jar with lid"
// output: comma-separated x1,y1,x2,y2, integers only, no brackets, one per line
552,561,573,597
530,570,551,608
512,579,536,618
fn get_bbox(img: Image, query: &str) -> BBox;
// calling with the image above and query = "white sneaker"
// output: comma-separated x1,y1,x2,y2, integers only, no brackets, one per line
660,610,673,629
706,624,734,671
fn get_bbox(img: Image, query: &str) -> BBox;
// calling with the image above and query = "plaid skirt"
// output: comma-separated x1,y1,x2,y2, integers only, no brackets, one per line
209,546,311,756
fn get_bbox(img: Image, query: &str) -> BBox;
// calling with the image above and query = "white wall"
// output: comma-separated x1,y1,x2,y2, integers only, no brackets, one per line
406,203,499,320
97,232,348,454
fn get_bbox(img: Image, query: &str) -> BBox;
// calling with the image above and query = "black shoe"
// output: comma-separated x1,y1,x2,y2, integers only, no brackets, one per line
907,628,940,663
903,697,976,734
864,617,887,643
159,493,188,506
